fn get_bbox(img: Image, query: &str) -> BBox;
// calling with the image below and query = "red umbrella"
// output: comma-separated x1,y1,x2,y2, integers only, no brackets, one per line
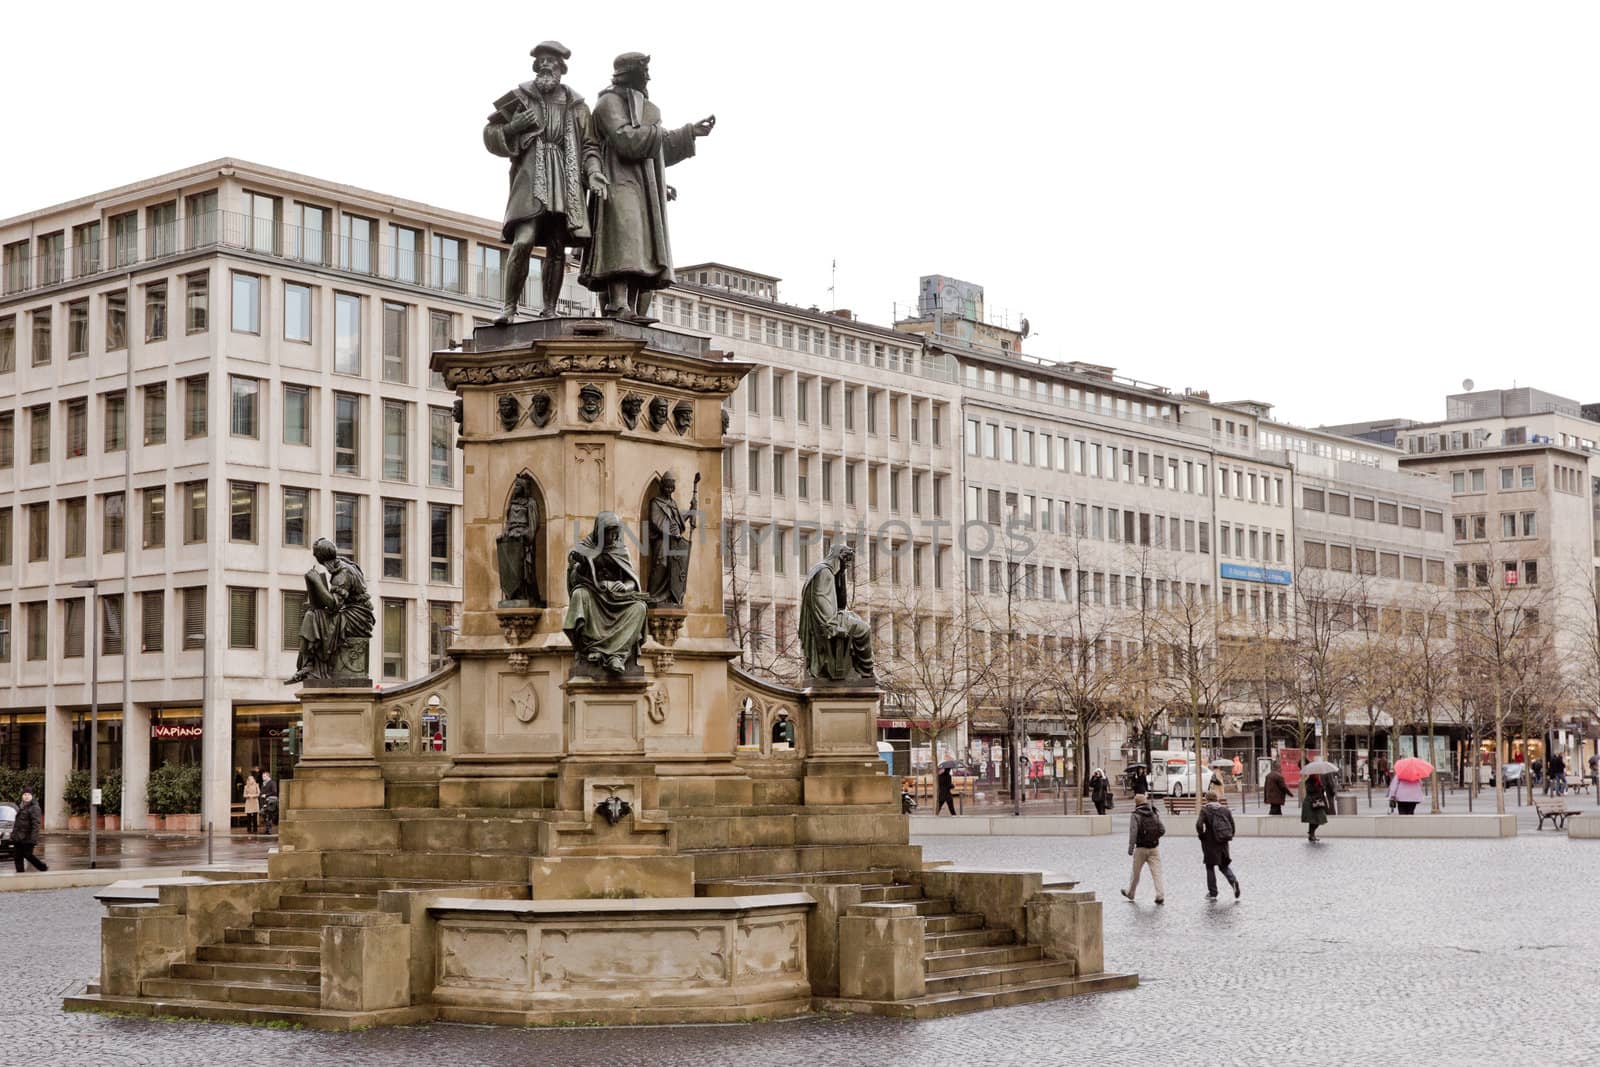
1394,757,1434,782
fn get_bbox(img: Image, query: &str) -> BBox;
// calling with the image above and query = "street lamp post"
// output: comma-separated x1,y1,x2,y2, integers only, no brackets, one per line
71,580,99,869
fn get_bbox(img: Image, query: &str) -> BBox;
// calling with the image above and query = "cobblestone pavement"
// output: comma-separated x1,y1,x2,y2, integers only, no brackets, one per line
4,830,1597,1066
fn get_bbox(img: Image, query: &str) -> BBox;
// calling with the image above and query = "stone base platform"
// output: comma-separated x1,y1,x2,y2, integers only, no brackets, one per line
1233,813,1518,838
909,815,1112,837
1569,815,1600,838
63,989,433,1032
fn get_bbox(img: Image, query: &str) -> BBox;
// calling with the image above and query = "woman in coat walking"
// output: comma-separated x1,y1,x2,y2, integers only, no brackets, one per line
1089,768,1111,815
1387,774,1423,815
1197,790,1240,899
1301,772,1330,842
243,773,261,834
1263,762,1289,815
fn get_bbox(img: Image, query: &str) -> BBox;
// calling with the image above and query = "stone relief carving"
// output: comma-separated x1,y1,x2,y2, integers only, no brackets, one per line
620,393,643,429
510,680,539,723
648,685,669,724
671,400,693,436
497,393,522,431
578,384,605,422
529,391,554,428
647,396,669,432
440,352,741,394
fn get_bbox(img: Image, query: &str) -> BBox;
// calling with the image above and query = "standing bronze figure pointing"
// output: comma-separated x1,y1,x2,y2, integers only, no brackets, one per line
484,41,609,323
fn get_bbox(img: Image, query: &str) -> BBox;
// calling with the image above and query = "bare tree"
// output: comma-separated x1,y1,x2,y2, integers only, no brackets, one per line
1287,563,1367,769
875,578,971,778
721,520,803,685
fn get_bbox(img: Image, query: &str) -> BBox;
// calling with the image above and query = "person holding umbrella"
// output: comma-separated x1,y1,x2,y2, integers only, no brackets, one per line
936,762,957,816
1388,757,1433,815
1089,768,1112,815
1300,758,1338,842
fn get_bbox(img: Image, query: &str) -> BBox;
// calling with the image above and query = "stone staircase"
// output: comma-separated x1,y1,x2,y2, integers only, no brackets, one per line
66,880,435,1029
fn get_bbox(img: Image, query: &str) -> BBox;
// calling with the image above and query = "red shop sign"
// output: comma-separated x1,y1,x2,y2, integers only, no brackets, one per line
152,724,203,740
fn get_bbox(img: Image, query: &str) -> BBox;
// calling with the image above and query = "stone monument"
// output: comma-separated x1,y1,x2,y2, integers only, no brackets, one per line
285,538,374,686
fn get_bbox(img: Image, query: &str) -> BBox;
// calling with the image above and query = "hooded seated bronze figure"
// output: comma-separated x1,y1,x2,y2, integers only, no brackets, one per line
563,512,648,674
798,544,874,683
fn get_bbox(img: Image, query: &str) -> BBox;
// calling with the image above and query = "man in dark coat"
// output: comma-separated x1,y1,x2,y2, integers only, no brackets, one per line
1263,762,1289,815
10,790,47,873
1198,790,1240,899
936,766,957,816
259,772,279,835
1121,794,1165,905
580,52,714,322
484,41,606,322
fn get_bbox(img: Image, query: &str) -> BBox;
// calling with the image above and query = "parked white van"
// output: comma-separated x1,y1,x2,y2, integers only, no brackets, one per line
1146,751,1205,796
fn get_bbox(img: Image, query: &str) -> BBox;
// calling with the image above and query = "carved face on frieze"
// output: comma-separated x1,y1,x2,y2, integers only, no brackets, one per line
497,393,521,431
529,392,553,428
620,393,643,430
647,396,669,431
578,385,605,423
672,400,693,436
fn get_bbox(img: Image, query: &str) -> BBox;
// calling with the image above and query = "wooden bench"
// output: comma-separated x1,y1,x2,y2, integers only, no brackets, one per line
1165,794,1229,816
1534,798,1583,831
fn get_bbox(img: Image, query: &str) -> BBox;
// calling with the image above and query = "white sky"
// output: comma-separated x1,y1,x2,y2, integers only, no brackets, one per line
5,0,1599,428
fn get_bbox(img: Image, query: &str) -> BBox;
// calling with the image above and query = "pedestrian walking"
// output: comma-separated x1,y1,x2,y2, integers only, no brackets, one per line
1548,752,1567,797
1263,762,1289,815
935,765,957,816
1089,768,1111,815
259,771,279,834
1197,790,1240,899
1121,793,1165,905
1128,763,1149,799
1301,773,1329,842
10,790,48,873
243,773,261,834
1387,773,1423,815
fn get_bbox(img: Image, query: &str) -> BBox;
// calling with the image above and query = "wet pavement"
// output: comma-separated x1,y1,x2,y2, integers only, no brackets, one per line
4,827,1598,1066
3,833,276,875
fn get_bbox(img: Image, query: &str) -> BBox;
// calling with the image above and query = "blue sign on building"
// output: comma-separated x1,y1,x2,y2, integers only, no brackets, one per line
1219,563,1293,586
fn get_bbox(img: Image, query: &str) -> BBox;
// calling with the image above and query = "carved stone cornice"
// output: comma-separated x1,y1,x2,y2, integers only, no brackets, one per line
440,345,750,396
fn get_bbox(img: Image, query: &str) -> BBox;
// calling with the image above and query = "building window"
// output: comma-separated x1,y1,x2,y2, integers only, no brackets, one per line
430,234,464,292
228,588,258,649
429,310,453,389
63,497,86,558
145,282,167,342
26,602,47,661
32,308,51,366
342,214,376,274
143,383,166,445
429,601,455,666
102,492,125,553
186,190,218,247
2,241,28,293
0,315,14,372
109,211,137,267
231,272,261,334
0,413,10,469
284,282,312,343
180,587,207,649
65,398,88,458
247,192,279,254
282,591,309,651
68,301,88,357
334,393,360,473
142,488,165,548
73,222,101,278
229,482,258,543
106,290,128,350
334,493,359,560
0,605,10,662
230,376,260,438
429,407,453,486
63,598,86,659
383,400,410,480
186,272,209,333
283,487,309,547
184,481,208,543
383,599,407,679
383,499,408,579
297,203,329,265
335,293,362,374
430,504,452,582
283,384,311,445
0,506,10,564
392,225,421,284
184,375,208,438
28,405,49,464
141,591,164,653
382,302,409,382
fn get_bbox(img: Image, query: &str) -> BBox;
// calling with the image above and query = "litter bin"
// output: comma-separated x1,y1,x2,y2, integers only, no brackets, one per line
1335,794,1358,816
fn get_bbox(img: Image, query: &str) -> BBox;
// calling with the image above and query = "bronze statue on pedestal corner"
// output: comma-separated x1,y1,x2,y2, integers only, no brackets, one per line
497,472,543,607
484,40,609,324
579,52,715,323
286,538,376,685
798,544,875,684
645,472,698,607
564,512,649,675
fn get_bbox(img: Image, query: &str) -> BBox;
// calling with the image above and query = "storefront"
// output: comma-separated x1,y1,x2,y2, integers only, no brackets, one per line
70,709,124,774
232,704,302,802
149,706,204,772
0,709,47,771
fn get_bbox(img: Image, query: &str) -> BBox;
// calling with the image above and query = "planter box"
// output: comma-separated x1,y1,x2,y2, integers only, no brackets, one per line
166,813,201,833
67,815,90,831
97,815,121,831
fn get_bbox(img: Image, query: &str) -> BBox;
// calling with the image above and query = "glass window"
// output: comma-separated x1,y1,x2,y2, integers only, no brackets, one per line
334,393,360,473
65,399,87,458
383,499,407,579
32,308,52,366
186,272,209,333
0,315,13,372
141,592,164,653
230,376,259,438
383,599,407,679
393,225,421,284
283,487,309,547
73,221,101,277
30,405,50,463
282,591,309,651
382,302,408,382
63,598,86,658
297,203,329,265
186,190,218,247
104,391,126,452
143,383,166,445
63,497,86,558
142,488,165,548
27,503,48,561
184,481,208,543
284,282,312,342
335,293,361,373
2,240,28,293
229,482,257,543
383,400,409,480
231,272,260,334
229,587,258,649
67,300,88,357
428,310,453,389
283,384,310,445
341,214,376,274
185,375,208,438
147,201,177,258
110,212,138,267
144,281,167,342
430,234,463,292
429,407,453,486
181,587,206,649
247,192,279,254
430,504,452,582
334,493,359,560
0,413,12,468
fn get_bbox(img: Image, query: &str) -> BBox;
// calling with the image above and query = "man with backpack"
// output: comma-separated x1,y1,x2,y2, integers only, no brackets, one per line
1198,789,1241,899
1121,793,1165,905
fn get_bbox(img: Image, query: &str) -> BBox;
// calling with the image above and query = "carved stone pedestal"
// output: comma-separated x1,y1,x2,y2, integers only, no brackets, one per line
290,687,385,811
563,676,649,756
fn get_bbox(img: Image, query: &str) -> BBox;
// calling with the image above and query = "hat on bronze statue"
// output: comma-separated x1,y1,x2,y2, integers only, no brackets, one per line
530,40,571,72
613,51,651,74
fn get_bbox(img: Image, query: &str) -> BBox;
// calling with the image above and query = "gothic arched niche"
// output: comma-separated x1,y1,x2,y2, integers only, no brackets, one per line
497,470,548,607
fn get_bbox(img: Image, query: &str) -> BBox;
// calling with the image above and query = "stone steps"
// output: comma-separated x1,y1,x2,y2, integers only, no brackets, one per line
858,884,922,903
63,990,431,1031
924,943,1044,973
319,849,529,883
169,961,320,987
923,927,1017,952
197,943,322,967
923,913,985,934
923,958,1077,995
139,977,322,1009
278,893,381,912
251,909,400,930
225,926,324,948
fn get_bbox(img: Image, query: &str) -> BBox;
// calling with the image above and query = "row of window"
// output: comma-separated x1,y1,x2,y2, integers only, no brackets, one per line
0,591,456,677
657,294,919,374
966,555,1214,610
1300,540,1447,584
0,382,455,487
1217,582,1291,624
963,484,1215,553
1218,523,1287,565
729,446,948,514
0,489,454,583
961,364,1176,425
1,194,215,295
1302,487,1445,531
964,418,1223,497
0,274,206,371
1451,511,1538,543
735,527,950,590
1453,560,1540,589
1449,466,1537,495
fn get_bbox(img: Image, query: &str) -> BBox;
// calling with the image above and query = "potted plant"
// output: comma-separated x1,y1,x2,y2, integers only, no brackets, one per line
146,762,185,832
64,770,92,831
174,764,204,832
100,769,123,831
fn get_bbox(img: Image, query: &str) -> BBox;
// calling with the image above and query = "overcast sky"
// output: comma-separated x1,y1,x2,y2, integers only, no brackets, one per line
5,1,1597,428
